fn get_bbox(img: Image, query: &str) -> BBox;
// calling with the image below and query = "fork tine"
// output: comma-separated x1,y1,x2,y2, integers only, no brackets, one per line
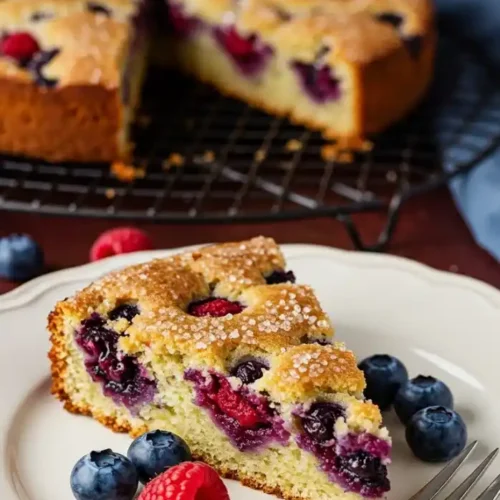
475,473,500,500
444,449,499,500
408,441,478,500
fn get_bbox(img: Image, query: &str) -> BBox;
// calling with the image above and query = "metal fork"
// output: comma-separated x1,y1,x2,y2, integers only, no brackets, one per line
409,441,500,500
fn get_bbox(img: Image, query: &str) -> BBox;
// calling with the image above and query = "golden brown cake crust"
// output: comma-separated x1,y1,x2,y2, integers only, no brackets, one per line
0,79,122,163
0,0,143,162
177,0,434,65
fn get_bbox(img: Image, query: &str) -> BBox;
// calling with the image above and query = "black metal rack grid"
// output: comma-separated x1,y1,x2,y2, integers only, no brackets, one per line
1,31,500,251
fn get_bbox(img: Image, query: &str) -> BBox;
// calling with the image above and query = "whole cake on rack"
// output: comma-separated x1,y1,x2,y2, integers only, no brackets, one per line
49,237,392,499
0,0,435,164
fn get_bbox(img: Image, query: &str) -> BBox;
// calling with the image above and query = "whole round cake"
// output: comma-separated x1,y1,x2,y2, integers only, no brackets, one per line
0,0,435,163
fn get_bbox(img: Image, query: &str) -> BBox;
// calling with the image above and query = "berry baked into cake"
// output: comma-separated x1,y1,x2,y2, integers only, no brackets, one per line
49,237,392,499
166,0,436,141
0,0,149,163
1,0,435,164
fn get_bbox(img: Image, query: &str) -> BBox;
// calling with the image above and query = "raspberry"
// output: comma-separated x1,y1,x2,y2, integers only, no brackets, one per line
215,379,263,427
138,462,229,500
221,27,255,55
1,32,40,63
188,298,244,317
90,227,153,261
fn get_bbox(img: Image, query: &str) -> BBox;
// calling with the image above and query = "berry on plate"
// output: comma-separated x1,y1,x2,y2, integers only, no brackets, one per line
127,430,192,484
0,233,44,281
138,461,230,500
395,375,454,424
70,449,138,500
406,406,467,462
90,227,153,261
358,354,408,410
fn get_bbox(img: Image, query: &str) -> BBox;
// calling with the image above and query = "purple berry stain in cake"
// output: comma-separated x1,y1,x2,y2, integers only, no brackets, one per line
168,2,202,38
213,26,273,77
75,313,156,413
28,49,60,88
185,368,289,451
295,402,391,497
265,270,296,285
292,62,341,104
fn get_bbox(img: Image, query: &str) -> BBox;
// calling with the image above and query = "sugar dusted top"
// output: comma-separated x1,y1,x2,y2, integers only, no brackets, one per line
176,0,434,64
52,236,371,404
0,0,142,88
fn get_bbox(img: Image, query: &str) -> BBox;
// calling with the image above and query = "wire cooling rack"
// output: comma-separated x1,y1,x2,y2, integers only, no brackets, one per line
1,30,500,251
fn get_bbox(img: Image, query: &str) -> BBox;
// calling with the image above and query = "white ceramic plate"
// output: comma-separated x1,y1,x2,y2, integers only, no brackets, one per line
1,244,499,500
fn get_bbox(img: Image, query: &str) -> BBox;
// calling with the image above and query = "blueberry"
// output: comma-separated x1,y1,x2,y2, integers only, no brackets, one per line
301,402,345,443
395,375,454,424
231,359,268,384
335,450,390,492
265,270,296,285
127,430,191,484
406,406,467,462
0,234,44,281
108,304,140,322
70,449,138,500
358,354,408,410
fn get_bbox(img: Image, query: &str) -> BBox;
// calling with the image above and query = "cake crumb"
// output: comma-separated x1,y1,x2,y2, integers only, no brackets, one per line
321,143,353,164
111,161,145,183
321,136,373,163
254,149,266,162
163,153,185,170
285,139,303,152
202,150,215,163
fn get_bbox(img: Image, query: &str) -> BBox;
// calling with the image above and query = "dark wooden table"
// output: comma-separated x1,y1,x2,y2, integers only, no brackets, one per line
1,186,499,294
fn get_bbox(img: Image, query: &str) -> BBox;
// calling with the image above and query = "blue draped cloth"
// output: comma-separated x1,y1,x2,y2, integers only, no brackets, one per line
435,0,500,260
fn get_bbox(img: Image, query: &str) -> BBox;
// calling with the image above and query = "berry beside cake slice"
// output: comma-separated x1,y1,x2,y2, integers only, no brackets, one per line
0,0,149,163
48,237,392,499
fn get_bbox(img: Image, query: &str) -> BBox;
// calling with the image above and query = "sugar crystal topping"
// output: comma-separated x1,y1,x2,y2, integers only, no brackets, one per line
57,237,372,402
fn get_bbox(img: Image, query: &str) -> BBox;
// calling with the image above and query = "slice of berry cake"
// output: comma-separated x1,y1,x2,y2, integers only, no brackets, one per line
165,0,436,140
0,0,149,163
49,237,392,499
